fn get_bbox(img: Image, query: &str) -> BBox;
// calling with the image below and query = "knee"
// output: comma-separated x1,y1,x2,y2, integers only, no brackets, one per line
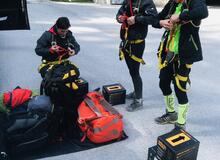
129,70,140,79
159,79,172,95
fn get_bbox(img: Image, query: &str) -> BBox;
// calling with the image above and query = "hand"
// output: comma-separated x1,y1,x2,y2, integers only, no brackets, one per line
50,45,60,53
68,47,75,56
118,15,127,23
170,14,180,24
159,19,173,30
127,16,135,26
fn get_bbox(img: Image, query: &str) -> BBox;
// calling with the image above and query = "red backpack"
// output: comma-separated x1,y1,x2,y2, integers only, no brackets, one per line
78,91,123,143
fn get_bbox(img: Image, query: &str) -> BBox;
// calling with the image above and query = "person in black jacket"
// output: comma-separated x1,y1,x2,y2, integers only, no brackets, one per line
153,0,208,129
35,17,80,77
116,0,158,112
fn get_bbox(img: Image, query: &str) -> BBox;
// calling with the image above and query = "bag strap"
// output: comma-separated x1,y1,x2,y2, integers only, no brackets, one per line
84,97,102,117
99,98,121,116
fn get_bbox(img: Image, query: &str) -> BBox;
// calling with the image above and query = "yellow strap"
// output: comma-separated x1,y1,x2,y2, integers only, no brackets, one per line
176,74,188,82
125,27,128,40
119,46,145,64
119,39,145,64
38,59,69,72
175,74,190,92
129,39,144,44
130,55,146,64
159,60,168,70
158,41,165,69
119,49,125,61
186,64,192,69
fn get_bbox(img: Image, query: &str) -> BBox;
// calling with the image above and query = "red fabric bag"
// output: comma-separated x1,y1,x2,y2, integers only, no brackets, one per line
3,87,32,109
78,91,123,143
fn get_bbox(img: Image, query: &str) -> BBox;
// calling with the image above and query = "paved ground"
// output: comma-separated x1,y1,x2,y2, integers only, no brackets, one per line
0,1,220,160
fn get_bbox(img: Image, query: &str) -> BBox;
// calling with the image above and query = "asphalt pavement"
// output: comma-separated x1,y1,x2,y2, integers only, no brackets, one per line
0,1,220,160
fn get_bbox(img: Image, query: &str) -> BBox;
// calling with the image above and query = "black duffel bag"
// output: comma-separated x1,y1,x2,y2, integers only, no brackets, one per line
3,95,60,154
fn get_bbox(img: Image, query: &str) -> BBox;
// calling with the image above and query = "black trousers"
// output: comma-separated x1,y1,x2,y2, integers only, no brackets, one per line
159,61,192,104
124,41,145,99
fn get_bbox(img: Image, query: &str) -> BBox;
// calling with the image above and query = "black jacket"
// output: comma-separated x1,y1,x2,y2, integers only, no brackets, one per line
116,0,158,40
35,26,80,62
154,0,208,64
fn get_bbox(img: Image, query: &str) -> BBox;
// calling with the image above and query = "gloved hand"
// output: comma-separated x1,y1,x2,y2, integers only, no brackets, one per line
49,45,60,54
118,15,128,23
127,16,135,26
50,45,68,56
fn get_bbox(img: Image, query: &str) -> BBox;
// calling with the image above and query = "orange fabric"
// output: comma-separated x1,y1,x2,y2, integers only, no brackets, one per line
78,92,123,143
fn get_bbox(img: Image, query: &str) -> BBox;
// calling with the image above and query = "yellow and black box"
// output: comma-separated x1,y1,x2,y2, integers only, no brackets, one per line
156,129,200,160
102,83,126,106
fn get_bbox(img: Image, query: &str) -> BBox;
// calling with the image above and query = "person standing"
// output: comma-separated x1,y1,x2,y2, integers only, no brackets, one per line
154,0,208,129
116,0,158,112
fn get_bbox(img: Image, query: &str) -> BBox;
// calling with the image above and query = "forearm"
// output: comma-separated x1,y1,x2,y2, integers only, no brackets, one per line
35,45,51,57
179,0,208,21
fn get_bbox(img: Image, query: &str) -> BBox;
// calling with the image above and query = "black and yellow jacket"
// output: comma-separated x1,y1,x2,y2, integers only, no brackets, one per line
154,0,208,64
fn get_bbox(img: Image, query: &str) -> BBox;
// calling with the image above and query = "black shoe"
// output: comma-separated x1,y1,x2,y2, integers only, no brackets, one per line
155,112,177,124
126,92,135,99
126,99,143,112
174,122,186,130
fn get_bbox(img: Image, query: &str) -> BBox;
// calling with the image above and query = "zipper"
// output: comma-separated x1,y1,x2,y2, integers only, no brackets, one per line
190,35,198,51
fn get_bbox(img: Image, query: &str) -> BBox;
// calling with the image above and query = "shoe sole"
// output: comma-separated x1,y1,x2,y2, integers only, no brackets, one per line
154,120,177,125
126,106,143,112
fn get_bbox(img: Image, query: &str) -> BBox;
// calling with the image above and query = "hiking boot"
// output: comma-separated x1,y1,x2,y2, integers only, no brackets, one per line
174,122,186,130
154,112,177,124
126,92,135,99
126,98,143,112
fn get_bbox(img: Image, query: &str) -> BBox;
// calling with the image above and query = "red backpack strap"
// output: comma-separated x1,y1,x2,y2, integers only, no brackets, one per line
84,97,102,117
99,98,122,116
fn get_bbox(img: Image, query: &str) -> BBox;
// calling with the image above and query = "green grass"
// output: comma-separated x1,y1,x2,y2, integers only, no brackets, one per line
50,0,93,3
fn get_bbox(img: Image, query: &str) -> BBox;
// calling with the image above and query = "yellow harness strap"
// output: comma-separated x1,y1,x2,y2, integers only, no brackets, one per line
119,39,145,64
175,75,190,92
158,41,165,69
130,55,146,64
174,63,192,92
129,39,144,44
186,64,192,69
38,59,69,73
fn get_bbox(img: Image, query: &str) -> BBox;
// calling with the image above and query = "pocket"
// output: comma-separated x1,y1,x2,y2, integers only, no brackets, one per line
189,34,198,51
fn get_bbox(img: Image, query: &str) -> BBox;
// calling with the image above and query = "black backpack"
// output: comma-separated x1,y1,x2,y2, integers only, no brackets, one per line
40,61,80,104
